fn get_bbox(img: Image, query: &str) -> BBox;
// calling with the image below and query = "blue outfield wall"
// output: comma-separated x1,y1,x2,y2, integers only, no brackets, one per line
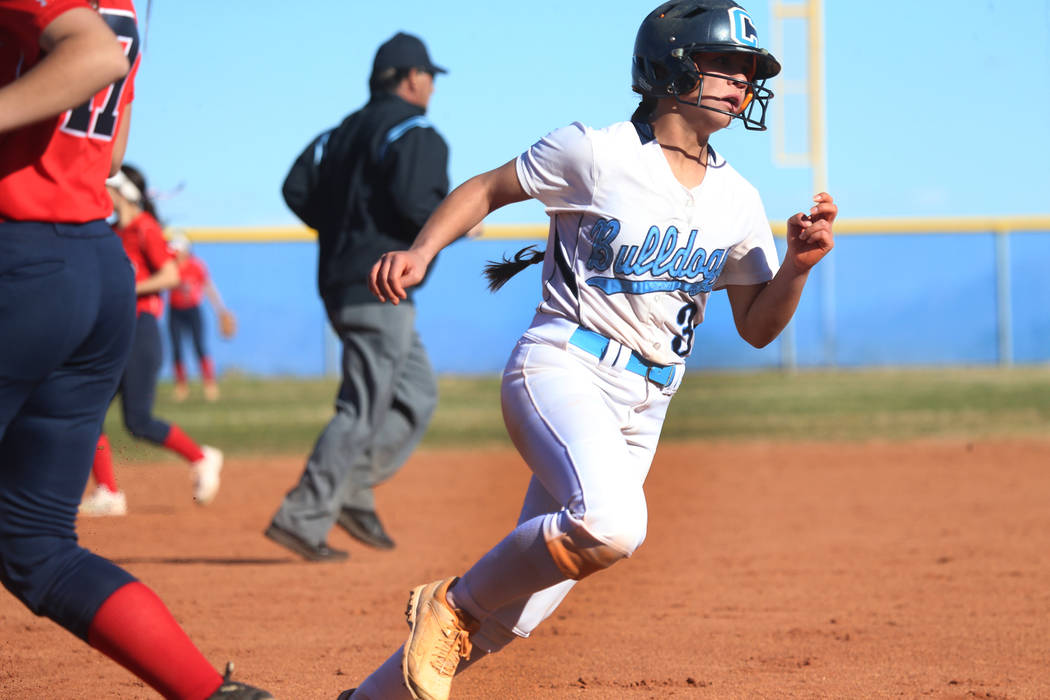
162,227,1050,378
1010,233,1050,362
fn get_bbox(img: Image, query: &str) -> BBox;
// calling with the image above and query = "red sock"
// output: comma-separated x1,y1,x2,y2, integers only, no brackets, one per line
200,357,215,382
88,582,222,700
92,434,119,492
174,362,188,385
163,424,204,462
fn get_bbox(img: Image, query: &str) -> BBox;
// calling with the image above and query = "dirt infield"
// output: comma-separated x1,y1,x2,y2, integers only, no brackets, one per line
2,440,1050,699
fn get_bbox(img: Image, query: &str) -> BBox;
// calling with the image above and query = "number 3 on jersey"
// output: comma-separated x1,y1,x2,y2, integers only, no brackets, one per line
60,9,139,141
671,303,697,357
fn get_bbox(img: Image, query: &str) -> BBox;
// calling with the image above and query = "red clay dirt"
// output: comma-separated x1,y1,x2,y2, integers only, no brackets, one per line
2,440,1049,699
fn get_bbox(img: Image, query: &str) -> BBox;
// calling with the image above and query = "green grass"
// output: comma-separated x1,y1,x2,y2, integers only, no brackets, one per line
661,367,1050,441
102,367,1050,462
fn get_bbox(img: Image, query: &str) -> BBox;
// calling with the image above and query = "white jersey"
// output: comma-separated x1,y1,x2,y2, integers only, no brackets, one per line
516,120,779,366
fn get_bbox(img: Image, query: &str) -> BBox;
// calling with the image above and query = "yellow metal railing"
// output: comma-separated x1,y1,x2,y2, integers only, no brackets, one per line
178,215,1050,243
177,226,315,242
780,215,1050,236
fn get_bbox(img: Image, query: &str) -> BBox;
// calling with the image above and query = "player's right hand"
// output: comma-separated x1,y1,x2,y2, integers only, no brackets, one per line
785,192,836,274
370,249,428,304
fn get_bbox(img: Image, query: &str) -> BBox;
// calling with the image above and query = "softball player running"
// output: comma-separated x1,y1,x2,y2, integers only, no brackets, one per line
347,2,836,698
80,164,224,516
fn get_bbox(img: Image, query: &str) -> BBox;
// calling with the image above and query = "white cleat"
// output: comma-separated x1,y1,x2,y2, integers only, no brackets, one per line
79,487,128,516
191,445,223,505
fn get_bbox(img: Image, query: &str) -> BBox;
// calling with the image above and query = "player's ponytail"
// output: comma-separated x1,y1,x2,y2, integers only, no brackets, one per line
483,245,545,292
631,96,657,123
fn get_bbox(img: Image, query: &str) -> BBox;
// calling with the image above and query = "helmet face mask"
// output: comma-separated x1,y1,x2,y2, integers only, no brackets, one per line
632,0,781,131
685,53,775,130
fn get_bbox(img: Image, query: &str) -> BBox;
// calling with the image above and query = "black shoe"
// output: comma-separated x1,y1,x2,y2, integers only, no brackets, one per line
337,507,396,550
264,523,349,562
207,662,275,699
335,689,357,700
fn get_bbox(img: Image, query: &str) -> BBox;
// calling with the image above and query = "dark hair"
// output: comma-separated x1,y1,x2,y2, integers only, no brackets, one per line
369,66,413,95
631,96,658,123
119,163,159,221
482,245,545,292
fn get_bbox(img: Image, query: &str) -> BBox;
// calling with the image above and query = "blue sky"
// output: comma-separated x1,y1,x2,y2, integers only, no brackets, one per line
124,0,1050,229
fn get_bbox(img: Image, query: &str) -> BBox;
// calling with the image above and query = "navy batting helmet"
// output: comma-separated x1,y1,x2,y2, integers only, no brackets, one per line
632,0,781,130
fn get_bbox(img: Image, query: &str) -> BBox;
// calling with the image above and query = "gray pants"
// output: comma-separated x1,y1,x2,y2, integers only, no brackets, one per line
271,301,437,546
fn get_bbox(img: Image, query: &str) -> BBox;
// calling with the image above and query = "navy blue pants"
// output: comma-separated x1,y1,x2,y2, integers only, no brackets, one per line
0,220,137,640
168,305,207,367
119,312,171,445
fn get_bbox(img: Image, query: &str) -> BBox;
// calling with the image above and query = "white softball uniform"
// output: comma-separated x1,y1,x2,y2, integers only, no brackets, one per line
518,120,779,367
458,120,781,651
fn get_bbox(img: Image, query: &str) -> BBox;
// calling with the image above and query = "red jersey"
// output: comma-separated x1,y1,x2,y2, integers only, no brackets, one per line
170,256,210,310
116,212,173,318
0,0,140,223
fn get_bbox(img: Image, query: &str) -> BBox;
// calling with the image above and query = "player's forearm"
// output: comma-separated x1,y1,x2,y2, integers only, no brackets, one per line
110,104,133,176
204,282,225,311
410,160,527,263
0,10,128,135
735,260,810,348
409,182,486,263
135,263,180,296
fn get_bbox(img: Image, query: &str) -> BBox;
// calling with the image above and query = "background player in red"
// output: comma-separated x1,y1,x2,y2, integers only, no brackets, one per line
0,2,272,696
167,229,236,402
79,164,225,516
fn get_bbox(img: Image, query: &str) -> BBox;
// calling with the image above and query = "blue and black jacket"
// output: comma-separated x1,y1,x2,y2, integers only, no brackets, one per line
282,92,449,304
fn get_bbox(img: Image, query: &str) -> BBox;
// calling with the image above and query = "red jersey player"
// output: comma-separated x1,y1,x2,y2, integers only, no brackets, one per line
168,229,235,401
0,1,272,697
81,163,225,515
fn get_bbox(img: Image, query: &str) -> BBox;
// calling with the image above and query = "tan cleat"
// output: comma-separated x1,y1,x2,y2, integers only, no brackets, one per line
402,578,475,700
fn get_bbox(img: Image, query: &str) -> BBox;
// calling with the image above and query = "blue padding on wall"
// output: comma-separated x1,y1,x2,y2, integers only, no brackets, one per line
415,239,541,374
159,241,327,378
158,231,1050,377
1011,234,1050,363
831,233,999,366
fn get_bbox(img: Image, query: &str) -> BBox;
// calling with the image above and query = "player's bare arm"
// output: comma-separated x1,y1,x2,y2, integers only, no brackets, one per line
370,158,529,303
204,279,227,312
0,8,128,135
135,259,180,296
727,192,837,347
110,104,133,175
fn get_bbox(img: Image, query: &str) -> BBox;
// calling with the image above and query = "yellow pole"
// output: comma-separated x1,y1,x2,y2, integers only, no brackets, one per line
808,0,828,194
806,0,836,366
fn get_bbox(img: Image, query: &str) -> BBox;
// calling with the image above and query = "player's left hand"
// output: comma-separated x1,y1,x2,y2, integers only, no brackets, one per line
218,309,237,339
785,192,836,273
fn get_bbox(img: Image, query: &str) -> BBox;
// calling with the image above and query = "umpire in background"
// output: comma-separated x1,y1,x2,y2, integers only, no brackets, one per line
266,32,449,561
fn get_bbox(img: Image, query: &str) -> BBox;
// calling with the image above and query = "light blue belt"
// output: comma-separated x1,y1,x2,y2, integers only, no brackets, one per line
568,327,676,388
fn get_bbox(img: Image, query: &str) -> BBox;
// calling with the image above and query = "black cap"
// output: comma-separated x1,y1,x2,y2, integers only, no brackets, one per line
371,32,447,77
